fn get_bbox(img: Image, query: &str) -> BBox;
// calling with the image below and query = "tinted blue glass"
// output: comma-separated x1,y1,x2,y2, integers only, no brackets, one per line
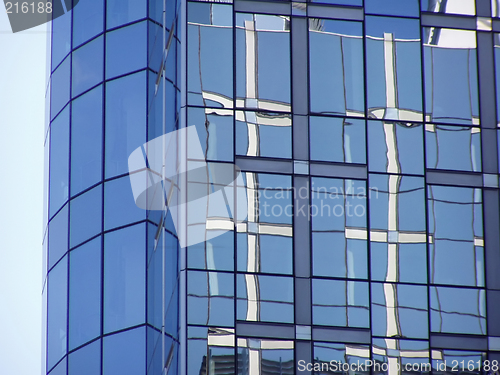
68,340,101,375
70,185,103,248
51,56,71,120
47,256,68,370
103,328,146,374
71,86,103,196
105,71,146,178
311,0,362,5
310,117,366,163
104,224,146,333
106,0,146,29
188,231,234,271
72,36,104,97
496,36,500,124
49,358,66,375
421,0,476,15
69,238,101,350
104,176,146,230
49,107,70,216
52,11,71,69
72,0,104,47
187,271,234,326
106,22,147,79
48,204,68,270
365,0,419,16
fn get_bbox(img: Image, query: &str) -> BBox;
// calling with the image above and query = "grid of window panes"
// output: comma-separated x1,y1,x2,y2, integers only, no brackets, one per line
45,0,500,374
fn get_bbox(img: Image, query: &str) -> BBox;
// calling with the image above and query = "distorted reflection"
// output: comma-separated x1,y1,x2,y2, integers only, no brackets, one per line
426,125,482,172
423,28,479,125
432,350,485,375
430,287,486,335
238,338,294,375
188,326,235,375
427,186,484,287
372,339,430,375
188,3,233,107
236,111,292,159
236,14,291,110
314,342,370,375
310,19,364,117
421,0,476,15
366,16,422,121
312,279,370,328
371,283,428,339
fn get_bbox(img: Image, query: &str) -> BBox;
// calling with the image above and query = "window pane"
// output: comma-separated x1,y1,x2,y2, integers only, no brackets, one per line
49,107,70,216
103,327,146,374
72,36,104,97
48,204,68,270
106,22,147,79
311,0,362,5
105,71,146,178
72,0,104,47
310,116,366,163
365,0,419,17
70,185,102,248
433,351,485,375
314,342,370,371
188,231,234,271
49,358,66,375
188,327,234,375
106,0,146,29
68,340,101,375
238,339,293,375
104,224,146,333
188,3,233,107
422,0,475,15
310,19,364,116
52,10,71,70
51,56,71,120
69,237,101,350
372,338,429,375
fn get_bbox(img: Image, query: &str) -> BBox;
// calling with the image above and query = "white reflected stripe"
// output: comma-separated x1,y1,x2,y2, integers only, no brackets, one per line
345,228,368,240
249,349,261,375
259,223,293,237
247,234,257,273
245,20,256,99
245,274,258,321
384,283,400,337
207,334,235,347
386,243,398,282
247,123,259,157
202,92,233,109
388,174,400,231
474,237,484,246
370,230,388,242
345,346,370,358
260,341,294,349
384,33,397,108
205,218,234,231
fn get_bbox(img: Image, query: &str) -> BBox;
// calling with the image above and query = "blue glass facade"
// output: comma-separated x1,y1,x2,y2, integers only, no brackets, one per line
44,0,500,374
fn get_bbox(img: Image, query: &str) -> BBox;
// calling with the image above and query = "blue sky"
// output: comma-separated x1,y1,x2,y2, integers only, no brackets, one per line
0,7,46,375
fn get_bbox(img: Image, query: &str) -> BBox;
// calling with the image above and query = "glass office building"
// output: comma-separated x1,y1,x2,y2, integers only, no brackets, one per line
44,0,500,374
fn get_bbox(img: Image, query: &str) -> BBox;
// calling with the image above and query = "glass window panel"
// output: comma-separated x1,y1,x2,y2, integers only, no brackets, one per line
432,350,486,375
106,0,146,29
236,14,291,110
70,185,103,248
366,17,423,121
106,22,147,79
428,185,484,286
72,0,104,47
312,279,369,328
188,107,234,161
430,287,487,335
371,282,428,339
188,3,233,107
423,28,479,125
311,178,368,279
49,357,66,375
314,342,371,373
495,34,500,124
310,0,362,5
188,231,234,271
426,125,482,172
71,86,103,196
49,107,70,216
104,224,146,333
68,340,101,375
105,71,146,178
187,270,234,326
52,10,72,69
310,19,364,117
368,121,424,175
188,327,235,375
422,0,476,15
237,274,294,323
47,256,68,370
51,56,71,120
372,338,430,375
365,0,420,17
237,338,294,375
103,327,146,374
310,116,366,163
48,204,68,270
69,237,101,350
72,36,103,97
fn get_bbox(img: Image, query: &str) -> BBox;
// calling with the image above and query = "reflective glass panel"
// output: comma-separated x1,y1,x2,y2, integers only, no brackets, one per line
237,274,294,323
69,237,101,350
423,28,479,125
51,56,70,120
236,110,292,159
49,358,66,375
236,14,291,110
52,10,71,69
310,116,366,164
312,279,369,328
70,184,103,248
432,350,486,375
105,71,146,178
310,0,362,6
368,121,424,175
187,270,234,326
422,0,476,15
106,22,147,79
68,340,101,375
188,231,234,271
238,338,294,375
314,342,370,373
372,339,430,375
106,0,146,29
103,327,146,374
188,327,235,375
72,0,104,47
49,107,70,216
104,224,146,333
72,36,103,97
311,178,368,279
48,204,68,270
71,86,103,196
495,0,500,17
366,17,423,121
365,0,419,17
310,19,364,117
496,34,500,125
430,287,486,334
188,3,233,107
428,185,484,286
371,282,428,338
